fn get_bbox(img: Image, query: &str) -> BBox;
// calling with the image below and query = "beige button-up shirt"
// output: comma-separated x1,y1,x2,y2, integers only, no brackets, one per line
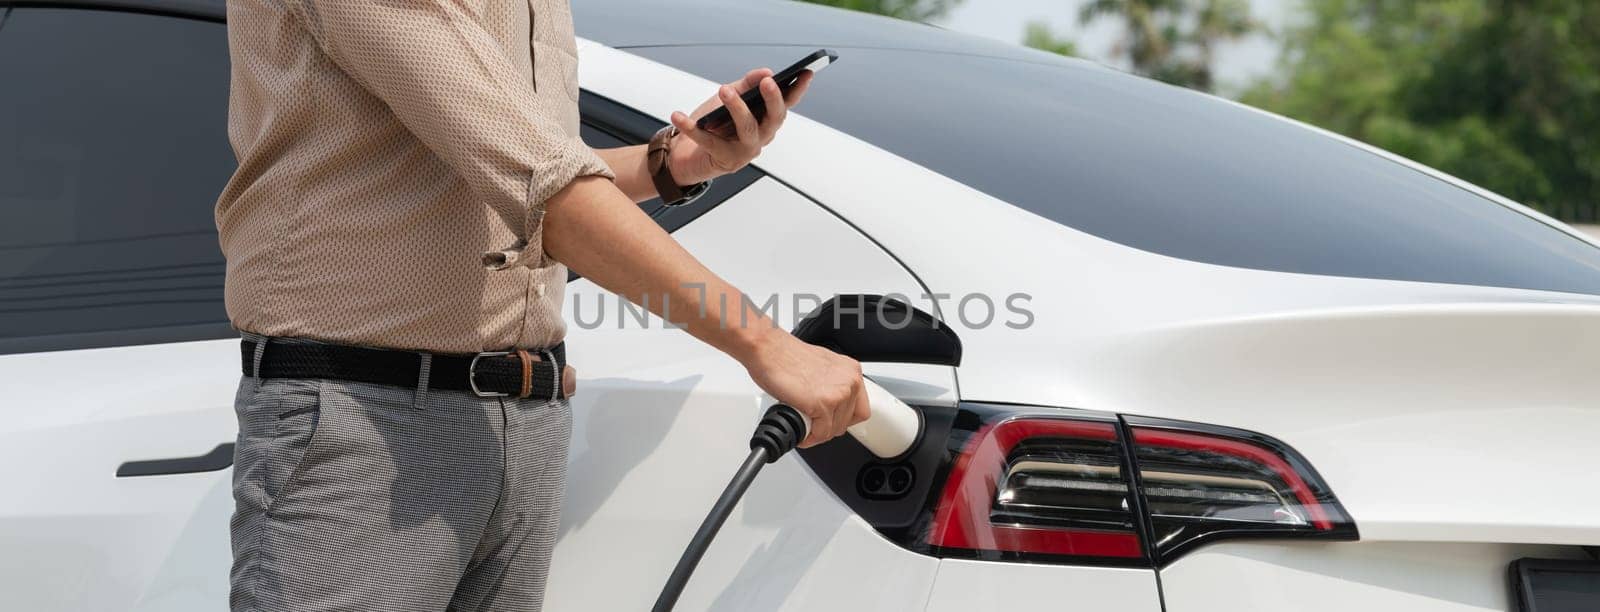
216,0,613,354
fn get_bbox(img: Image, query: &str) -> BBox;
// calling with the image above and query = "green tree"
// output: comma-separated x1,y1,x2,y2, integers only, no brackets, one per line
1188,0,1261,90
1078,0,1261,91
1080,0,1179,77
1023,20,1078,57
1244,0,1600,222
799,0,963,22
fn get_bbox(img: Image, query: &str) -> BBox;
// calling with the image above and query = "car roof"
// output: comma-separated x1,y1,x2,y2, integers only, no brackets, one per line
577,1,1600,297
574,0,1076,66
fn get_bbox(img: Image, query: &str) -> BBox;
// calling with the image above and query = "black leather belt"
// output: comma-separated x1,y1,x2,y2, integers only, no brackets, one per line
241,338,567,400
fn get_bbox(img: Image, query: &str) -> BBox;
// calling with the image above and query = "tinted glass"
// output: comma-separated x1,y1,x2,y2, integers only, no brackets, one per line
622,43,1600,296
574,0,1032,62
0,8,234,350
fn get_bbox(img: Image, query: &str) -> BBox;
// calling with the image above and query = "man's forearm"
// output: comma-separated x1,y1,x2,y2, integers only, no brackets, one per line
595,145,656,203
596,144,718,205
543,175,776,362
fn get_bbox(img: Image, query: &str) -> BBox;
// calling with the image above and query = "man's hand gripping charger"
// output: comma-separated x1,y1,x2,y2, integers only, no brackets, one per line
651,295,960,612
782,378,919,458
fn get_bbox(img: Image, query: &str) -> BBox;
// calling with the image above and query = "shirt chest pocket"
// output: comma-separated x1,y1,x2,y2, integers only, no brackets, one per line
529,0,580,105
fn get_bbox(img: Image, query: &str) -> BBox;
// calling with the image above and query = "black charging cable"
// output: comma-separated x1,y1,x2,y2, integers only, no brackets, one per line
650,404,808,612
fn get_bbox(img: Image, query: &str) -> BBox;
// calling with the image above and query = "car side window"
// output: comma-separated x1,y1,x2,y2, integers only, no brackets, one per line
0,10,764,354
0,8,235,355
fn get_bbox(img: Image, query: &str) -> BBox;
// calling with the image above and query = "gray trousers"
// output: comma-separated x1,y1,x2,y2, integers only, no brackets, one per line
229,372,572,611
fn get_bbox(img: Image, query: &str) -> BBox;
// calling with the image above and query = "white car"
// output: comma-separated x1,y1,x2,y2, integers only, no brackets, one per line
3,1,1599,610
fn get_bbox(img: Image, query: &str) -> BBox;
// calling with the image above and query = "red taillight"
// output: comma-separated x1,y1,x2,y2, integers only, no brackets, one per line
926,417,1146,561
1131,428,1332,529
1127,418,1357,562
916,407,1356,566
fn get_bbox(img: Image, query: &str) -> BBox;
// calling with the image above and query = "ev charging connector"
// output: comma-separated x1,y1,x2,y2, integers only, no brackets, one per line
650,295,960,612
650,381,920,612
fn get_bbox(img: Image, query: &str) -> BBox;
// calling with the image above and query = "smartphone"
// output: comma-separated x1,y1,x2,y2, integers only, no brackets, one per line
696,49,837,138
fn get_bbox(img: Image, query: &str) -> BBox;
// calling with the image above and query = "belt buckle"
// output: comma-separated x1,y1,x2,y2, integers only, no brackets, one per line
468,351,512,398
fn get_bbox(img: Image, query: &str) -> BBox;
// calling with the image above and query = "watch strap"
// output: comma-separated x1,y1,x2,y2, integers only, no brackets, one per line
647,126,711,207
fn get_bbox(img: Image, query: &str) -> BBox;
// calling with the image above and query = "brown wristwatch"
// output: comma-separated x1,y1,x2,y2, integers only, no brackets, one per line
647,126,712,207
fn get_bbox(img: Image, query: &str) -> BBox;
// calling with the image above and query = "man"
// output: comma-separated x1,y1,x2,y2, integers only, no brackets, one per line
215,0,870,610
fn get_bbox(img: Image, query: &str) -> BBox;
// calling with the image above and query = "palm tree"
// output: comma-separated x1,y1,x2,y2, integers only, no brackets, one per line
1187,0,1262,91
1079,0,1260,92
1079,0,1182,77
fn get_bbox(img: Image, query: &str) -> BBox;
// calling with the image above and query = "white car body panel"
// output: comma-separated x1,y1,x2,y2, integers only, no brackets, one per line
0,339,237,610
1082,302,1600,546
1161,541,1588,612
923,560,1161,612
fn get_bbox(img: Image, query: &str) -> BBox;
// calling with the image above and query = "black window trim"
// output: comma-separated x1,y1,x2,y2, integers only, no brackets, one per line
0,0,223,22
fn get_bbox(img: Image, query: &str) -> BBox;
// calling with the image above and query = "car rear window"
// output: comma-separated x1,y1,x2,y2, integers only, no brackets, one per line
615,42,1600,297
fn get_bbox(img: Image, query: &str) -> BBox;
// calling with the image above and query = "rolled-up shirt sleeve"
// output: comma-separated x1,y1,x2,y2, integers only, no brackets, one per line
284,0,613,270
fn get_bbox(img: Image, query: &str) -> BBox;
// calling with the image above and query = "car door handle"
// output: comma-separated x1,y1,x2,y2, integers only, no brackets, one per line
116,443,234,477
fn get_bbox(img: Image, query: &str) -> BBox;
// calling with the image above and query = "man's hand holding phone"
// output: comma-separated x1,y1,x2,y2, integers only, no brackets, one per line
555,48,865,447
664,67,814,185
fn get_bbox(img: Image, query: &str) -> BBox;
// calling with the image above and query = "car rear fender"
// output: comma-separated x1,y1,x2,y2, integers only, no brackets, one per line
1081,302,1600,546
